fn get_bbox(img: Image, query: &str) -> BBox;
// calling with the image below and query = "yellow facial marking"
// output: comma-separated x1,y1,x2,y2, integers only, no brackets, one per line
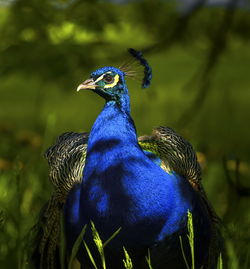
104,74,120,88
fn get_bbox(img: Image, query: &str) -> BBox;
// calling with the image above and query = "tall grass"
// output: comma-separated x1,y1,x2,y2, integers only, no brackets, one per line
64,211,225,269
145,249,153,269
179,211,224,269
187,210,195,269
68,225,87,269
66,222,155,269
123,247,133,269
179,210,195,269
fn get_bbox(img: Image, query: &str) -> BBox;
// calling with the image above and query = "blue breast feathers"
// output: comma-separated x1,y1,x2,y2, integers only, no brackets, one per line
64,100,201,251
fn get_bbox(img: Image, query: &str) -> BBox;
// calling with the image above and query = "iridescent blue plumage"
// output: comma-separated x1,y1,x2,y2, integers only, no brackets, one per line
64,62,211,268
31,50,222,269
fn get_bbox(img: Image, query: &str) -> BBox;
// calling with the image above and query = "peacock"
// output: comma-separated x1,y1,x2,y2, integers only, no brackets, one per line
30,49,223,269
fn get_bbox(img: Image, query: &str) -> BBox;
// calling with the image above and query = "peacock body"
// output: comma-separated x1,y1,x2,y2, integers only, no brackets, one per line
31,49,223,269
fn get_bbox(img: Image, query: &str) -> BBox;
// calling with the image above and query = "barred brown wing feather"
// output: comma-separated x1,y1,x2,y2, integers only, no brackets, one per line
45,132,88,197
35,132,88,269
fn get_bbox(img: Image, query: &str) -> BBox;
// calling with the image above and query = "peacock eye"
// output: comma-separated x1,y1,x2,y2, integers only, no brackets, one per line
103,74,114,84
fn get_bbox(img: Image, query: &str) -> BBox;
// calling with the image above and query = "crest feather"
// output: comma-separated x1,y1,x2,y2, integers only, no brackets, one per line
120,48,152,88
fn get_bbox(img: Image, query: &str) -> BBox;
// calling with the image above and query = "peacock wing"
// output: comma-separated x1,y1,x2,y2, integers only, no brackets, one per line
139,126,224,268
139,126,202,188
45,131,89,201
32,132,88,269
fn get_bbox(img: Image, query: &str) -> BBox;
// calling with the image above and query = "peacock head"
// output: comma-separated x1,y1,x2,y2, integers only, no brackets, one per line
76,48,152,102
76,66,127,101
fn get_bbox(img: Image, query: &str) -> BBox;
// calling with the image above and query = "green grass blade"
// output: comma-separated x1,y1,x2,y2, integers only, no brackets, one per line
68,225,87,269
217,253,223,269
145,249,153,269
83,241,98,269
187,210,195,269
123,247,133,269
91,221,106,269
103,227,121,247
179,235,190,269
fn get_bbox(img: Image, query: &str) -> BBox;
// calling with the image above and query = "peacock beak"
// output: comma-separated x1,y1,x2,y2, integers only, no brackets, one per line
76,78,97,92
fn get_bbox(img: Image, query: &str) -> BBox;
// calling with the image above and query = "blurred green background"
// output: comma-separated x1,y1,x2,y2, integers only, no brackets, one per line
0,0,250,268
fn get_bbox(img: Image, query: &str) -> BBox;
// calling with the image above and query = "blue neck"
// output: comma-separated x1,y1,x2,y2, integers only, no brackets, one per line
83,92,140,174
83,95,140,183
